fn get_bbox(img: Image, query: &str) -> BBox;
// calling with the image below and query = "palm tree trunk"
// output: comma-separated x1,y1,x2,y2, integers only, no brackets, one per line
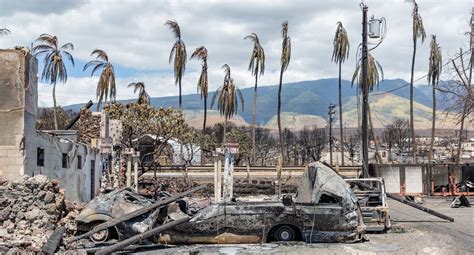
277,66,284,164
338,61,344,165
222,118,228,145
368,104,381,163
410,37,418,163
200,95,207,166
178,78,182,110
203,95,207,132
429,81,436,163
252,75,258,165
52,81,58,130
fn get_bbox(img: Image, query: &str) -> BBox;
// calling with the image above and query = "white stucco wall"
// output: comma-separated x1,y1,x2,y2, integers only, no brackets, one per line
25,131,102,202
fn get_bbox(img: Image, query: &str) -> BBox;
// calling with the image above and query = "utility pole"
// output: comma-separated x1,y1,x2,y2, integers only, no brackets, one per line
361,4,370,177
328,104,336,166
470,7,473,84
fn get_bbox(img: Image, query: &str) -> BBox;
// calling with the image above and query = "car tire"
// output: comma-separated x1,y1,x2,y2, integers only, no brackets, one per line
274,225,296,242
89,222,109,243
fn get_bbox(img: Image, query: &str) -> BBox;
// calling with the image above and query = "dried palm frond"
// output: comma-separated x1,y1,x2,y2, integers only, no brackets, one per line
128,82,149,105
332,21,350,64
412,2,426,43
352,54,384,92
222,64,231,82
84,49,116,110
428,35,442,85
281,21,291,71
190,46,208,98
244,33,265,77
211,64,244,120
0,28,11,36
165,20,181,40
32,33,74,130
32,33,74,84
166,20,187,85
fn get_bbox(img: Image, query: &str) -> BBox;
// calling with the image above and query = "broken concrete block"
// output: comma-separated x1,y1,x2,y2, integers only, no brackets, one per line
43,191,55,203
0,206,11,221
24,208,40,221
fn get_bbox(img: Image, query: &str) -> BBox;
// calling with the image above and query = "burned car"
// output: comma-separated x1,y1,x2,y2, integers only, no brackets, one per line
346,178,391,232
75,162,366,245
161,162,366,244
75,188,179,243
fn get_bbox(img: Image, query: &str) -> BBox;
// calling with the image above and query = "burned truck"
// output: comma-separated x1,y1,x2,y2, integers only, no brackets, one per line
74,162,366,246
346,178,391,232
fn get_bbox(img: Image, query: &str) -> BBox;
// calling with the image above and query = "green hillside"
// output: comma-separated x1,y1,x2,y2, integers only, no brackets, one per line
341,94,457,129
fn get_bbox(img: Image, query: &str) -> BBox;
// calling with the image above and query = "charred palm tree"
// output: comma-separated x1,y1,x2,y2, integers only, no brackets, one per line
409,1,426,163
427,35,442,163
332,21,350,165
83,49,116,110
0,28,11,36
32,33,74,130
278,21,291,161
190,46,209,132
353,54,384,162
165,20,187,110
244,33,265,164
128,82,149,105
211,64,244,144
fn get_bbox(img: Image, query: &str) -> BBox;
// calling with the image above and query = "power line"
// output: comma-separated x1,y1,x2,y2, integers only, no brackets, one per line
371,48,473,96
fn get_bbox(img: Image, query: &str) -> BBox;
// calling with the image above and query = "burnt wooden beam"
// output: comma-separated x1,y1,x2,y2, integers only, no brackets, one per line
42,226,66,254
68,184,206,243
84,243,173,253
95,216,190,255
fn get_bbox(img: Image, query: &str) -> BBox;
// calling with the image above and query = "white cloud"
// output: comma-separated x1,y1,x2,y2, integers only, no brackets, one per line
2,0,472,107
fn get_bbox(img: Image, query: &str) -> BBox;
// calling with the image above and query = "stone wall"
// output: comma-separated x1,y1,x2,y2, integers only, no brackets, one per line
0,50,37,180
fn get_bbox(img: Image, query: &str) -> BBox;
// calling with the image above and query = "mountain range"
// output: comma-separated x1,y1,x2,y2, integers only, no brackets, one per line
64,78,458,130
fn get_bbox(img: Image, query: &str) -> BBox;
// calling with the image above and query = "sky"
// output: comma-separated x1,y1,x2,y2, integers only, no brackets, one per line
0,0,472,107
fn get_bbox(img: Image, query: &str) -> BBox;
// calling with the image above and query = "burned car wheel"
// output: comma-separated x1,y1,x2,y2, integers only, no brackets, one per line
90,228,109,243
274,225,296,241
89,222,109,243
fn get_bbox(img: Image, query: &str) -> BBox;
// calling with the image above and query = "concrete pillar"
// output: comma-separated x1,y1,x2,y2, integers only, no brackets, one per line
126,154,132,187
222,150,234,201
214,156,221,203
133,153,138,192
111,151,117,188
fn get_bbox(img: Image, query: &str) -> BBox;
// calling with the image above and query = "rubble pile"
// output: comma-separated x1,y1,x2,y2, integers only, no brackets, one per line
78,108,101,144
0,175,84,253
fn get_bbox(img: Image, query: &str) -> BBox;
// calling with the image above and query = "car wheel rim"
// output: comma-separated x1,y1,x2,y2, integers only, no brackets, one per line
281,231,290,240
91,229,108,243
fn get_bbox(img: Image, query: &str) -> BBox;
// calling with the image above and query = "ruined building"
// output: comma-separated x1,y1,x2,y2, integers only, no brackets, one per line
0,49,101,202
